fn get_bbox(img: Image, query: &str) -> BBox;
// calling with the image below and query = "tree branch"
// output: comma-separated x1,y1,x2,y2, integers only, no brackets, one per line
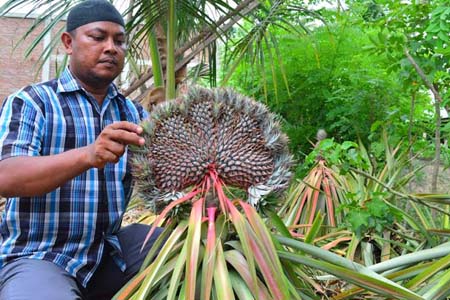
404,49,443,103
349,167,450,216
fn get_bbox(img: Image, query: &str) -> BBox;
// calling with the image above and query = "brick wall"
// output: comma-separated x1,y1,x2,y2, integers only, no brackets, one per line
0,16,65,103
0,14,155,106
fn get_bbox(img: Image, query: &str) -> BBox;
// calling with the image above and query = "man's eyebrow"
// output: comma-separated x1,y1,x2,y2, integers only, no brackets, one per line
88,27,107,34
88,27,125,36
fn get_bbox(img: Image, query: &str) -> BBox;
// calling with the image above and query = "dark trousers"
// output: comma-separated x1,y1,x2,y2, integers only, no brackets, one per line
0,223,163,300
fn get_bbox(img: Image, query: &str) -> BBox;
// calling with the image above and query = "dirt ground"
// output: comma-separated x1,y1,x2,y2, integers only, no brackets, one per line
407,160,450,194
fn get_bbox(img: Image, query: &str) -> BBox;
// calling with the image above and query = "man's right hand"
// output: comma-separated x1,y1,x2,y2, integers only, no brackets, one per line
86,121,145,169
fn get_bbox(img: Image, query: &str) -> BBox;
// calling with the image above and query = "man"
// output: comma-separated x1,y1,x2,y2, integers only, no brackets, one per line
0,1,161,299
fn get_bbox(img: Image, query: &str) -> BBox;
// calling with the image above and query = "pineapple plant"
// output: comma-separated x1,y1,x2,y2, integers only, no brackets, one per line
114,86,297,300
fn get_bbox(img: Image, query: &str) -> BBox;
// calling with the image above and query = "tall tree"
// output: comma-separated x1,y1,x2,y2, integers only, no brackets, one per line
363,0,450,192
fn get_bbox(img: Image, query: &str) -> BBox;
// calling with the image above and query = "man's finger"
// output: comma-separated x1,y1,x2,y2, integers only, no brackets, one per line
110,129,145,146
108,121,143,135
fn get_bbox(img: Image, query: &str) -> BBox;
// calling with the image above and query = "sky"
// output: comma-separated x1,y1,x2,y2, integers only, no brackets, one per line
0,0,131,16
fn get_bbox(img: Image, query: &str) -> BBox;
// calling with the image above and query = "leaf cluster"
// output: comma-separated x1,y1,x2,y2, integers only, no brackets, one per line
304,139,368,174
339,192,402,239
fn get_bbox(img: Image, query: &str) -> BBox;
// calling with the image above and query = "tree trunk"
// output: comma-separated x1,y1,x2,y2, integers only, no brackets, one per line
432,84,441,193
404,49,443,193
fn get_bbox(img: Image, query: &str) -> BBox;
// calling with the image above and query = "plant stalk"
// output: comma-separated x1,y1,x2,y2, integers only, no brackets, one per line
165,0,176,100
149,29,164,88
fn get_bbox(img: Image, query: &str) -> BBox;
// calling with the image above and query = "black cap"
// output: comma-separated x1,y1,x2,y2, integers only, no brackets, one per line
66,0,125,32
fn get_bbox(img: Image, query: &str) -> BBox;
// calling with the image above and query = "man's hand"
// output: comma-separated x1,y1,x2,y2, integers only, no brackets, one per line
86,121,145,168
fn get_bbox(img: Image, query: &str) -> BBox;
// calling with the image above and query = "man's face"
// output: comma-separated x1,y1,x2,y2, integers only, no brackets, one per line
63,21,127,88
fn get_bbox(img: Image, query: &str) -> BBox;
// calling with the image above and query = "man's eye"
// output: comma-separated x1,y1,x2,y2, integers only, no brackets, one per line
90,35,104,41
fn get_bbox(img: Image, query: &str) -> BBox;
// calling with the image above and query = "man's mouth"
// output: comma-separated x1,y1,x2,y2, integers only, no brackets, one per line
98,58,117,66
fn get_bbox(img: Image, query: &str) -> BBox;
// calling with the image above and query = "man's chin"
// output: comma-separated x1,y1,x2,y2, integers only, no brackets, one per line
92,71,120,85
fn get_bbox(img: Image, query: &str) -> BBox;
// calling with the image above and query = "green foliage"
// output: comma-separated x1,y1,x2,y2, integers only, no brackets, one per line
339,192,402,239
224,13,434,162
361,0,450,162
304,138,368,174
222,1,450,179
426,5,450,51
362,0,450,94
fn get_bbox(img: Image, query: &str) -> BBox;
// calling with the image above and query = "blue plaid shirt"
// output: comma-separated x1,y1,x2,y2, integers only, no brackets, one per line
0,68,147,287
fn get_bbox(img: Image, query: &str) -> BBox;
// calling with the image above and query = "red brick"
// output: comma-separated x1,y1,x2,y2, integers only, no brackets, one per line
0,16,65,104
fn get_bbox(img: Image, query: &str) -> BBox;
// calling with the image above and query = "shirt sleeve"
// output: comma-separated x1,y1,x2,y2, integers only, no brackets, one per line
134,101,149,120
0,94,45,161
125,99,148,121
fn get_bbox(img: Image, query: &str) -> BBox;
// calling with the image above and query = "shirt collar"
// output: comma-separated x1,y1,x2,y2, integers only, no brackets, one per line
56,67,122,102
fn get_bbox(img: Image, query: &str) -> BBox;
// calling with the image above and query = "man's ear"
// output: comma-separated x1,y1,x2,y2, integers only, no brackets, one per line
61,32,73,55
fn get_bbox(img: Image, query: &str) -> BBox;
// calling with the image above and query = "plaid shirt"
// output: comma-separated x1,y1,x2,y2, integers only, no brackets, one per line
0,68,147,287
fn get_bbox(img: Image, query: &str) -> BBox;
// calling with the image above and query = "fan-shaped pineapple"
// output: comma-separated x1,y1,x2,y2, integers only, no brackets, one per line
131,86,293,212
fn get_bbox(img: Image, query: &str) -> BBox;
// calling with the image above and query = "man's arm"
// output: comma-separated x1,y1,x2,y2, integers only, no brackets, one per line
0,121,145,197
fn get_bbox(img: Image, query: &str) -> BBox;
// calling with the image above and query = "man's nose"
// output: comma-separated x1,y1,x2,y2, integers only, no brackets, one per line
104,37,117,53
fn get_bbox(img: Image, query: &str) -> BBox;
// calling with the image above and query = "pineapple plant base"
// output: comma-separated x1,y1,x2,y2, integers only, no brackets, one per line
117,86,296,300
278,158,350,242
114,180,299,300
